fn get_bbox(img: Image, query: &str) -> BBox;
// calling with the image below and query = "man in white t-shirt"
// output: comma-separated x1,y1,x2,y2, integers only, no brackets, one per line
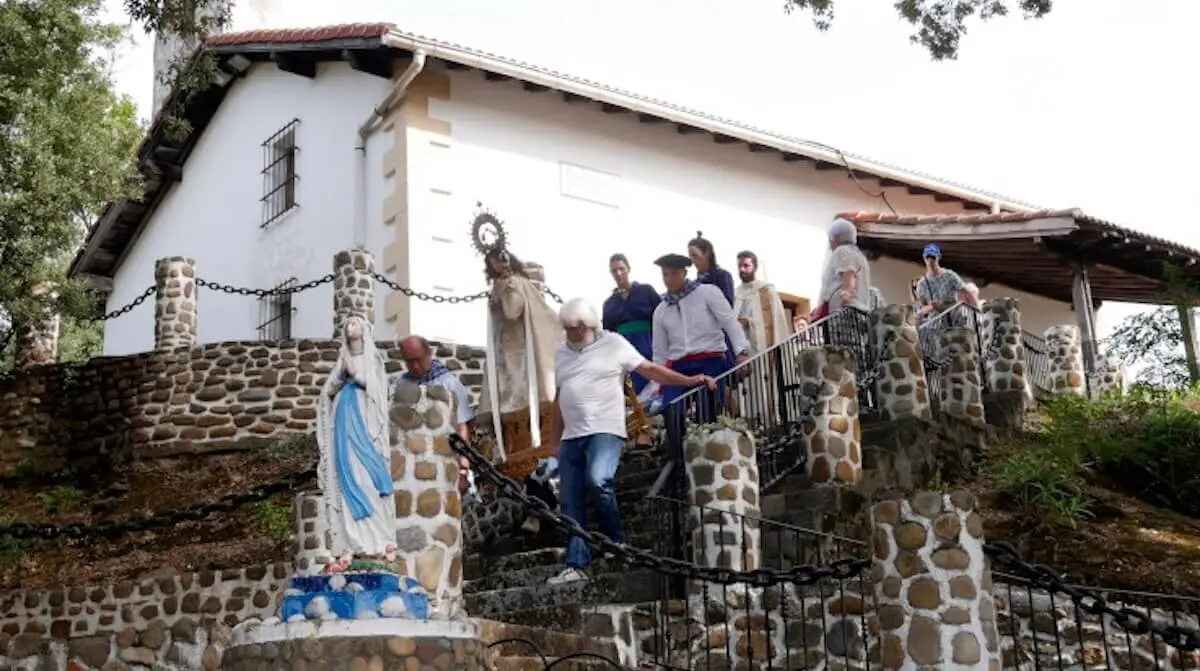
545,297,716,584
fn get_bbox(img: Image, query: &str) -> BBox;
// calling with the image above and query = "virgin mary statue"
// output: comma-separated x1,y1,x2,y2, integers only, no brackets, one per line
478,248,561,470
316,316,395,558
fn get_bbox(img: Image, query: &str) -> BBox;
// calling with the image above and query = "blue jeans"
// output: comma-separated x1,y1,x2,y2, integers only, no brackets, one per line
559,433,625,569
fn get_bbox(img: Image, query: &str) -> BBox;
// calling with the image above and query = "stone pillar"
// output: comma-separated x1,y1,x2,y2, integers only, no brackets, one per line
870,490,1000,670
291,491,334,575
980,298,1029,398
683,424,761,572
936,328,986,427
1092,355,1126,398
683,424,771,669
797,347,862,485
154,256,197,351
332,248,375,337
390,382,464,619
13,281,59,368
872,305,931,422
1043,324,1086,397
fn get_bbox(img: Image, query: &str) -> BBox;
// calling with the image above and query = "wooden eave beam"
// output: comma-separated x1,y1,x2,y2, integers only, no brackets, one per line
270,51,316,78
343,49,394,79
857,216,1078,242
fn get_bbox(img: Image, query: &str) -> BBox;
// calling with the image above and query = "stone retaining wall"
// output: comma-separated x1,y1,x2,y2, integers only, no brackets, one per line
618,581,1199,671
0,340,486,478
0,564,289,670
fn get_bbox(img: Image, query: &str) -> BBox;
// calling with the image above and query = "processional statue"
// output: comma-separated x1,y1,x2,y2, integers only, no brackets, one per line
471,208,563,480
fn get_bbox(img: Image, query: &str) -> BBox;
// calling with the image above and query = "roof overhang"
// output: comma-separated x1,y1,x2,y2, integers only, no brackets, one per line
843,210,1200,305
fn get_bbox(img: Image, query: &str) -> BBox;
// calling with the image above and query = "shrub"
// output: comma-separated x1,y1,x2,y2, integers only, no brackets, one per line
991,387,1200,522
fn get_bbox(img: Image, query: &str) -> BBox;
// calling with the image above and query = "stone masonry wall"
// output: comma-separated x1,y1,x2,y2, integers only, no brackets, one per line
0,564,288,670
0,340,486,478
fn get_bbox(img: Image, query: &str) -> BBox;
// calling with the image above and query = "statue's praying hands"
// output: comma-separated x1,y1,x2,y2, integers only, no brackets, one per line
341,357,358,383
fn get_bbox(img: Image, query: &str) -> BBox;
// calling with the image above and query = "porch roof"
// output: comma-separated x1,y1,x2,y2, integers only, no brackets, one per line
838,209,1200,305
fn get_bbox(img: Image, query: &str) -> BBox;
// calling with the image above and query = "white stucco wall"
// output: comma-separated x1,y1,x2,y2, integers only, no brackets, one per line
402,69,1075,346
103,63,395,356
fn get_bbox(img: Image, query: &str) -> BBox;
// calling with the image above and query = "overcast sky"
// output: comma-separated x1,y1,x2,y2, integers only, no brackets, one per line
101,0,1200,336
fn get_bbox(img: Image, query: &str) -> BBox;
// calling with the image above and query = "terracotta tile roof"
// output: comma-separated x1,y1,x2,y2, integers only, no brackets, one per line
205,22,393,48
835,209,1080,226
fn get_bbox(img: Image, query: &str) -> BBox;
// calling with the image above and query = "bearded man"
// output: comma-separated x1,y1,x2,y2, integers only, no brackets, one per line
733,251,792,356
544,298,715,584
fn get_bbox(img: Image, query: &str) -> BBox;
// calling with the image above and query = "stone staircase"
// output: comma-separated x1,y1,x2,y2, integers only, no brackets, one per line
479,620,625,671
464,449,666,656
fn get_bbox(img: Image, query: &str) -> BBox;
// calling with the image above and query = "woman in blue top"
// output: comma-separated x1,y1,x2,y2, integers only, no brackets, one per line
687,232,737,367
687,232,735,307
601,253,661,393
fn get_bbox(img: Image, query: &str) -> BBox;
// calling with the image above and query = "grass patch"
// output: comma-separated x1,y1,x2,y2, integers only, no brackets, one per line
252,499,294,543
989,387,1200,525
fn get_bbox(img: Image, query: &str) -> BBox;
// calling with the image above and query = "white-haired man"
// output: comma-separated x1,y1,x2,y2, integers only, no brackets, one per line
545,297,716,584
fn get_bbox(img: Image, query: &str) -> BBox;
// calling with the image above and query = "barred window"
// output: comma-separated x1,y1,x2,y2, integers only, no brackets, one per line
257,278,297,341
261,119,299,227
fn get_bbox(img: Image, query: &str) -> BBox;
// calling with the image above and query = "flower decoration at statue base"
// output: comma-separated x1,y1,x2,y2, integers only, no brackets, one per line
281,568,431,621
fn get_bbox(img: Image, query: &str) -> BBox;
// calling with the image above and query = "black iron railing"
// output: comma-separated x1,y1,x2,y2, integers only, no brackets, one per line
918,302,990,409
991,571,1200,670
1022,330,1051,393
642,495,874,671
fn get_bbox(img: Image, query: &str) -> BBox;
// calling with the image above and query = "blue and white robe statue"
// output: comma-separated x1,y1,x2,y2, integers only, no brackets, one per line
316,316,395,557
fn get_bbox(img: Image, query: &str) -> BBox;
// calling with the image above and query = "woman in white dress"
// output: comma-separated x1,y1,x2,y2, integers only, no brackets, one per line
316,316,395,559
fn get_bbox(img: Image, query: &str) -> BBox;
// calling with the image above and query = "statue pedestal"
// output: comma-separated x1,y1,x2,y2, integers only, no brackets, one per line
223,618,485,670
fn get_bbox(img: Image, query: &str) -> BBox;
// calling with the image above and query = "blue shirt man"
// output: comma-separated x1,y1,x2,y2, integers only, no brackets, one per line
398,336,475,497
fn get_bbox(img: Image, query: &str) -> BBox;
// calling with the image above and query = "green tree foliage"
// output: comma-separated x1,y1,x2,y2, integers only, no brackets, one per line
1107,308,1195,390
783,0,1053,60
0,0,144,368
1107,263,1200,389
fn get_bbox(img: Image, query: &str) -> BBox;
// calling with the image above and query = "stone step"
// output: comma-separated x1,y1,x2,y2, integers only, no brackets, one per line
491,655,620,671
466,551,640,594
466,570,663,622
466,534,658,582
759,486,844,518
478,619,621,661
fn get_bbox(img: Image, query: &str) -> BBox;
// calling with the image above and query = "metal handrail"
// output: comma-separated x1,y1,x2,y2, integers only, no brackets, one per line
666,306,869,408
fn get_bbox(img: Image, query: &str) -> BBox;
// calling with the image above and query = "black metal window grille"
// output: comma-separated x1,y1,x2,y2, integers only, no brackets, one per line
257,278,297,341
260,119,299,227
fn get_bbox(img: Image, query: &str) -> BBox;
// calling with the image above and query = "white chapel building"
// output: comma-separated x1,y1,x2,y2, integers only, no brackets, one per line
71,22,1084,356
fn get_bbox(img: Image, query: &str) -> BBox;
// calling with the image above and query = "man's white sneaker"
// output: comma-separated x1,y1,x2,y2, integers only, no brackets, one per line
546,568,588,585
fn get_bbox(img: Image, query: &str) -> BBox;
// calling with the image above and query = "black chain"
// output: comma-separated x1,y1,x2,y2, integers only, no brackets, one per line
95,286,156,321
196,275,336,298
450,433,868,587
984,541,1200,651
542,286,564,305
372,274,490,305
0,464,316,542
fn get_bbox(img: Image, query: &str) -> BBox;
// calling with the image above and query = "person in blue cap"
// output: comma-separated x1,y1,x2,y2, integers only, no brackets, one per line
915,243,966,321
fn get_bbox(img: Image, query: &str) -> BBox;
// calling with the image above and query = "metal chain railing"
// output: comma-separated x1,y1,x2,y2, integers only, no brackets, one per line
449,433,869,587
195,274,336,298
95,285,155,321
486,638,623,670
984,541,1200,651
0,463,316,542
371,273,489,305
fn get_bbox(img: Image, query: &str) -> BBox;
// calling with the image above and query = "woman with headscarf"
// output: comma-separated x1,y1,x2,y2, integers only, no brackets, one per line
316,315,395,560
601,253,661,394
